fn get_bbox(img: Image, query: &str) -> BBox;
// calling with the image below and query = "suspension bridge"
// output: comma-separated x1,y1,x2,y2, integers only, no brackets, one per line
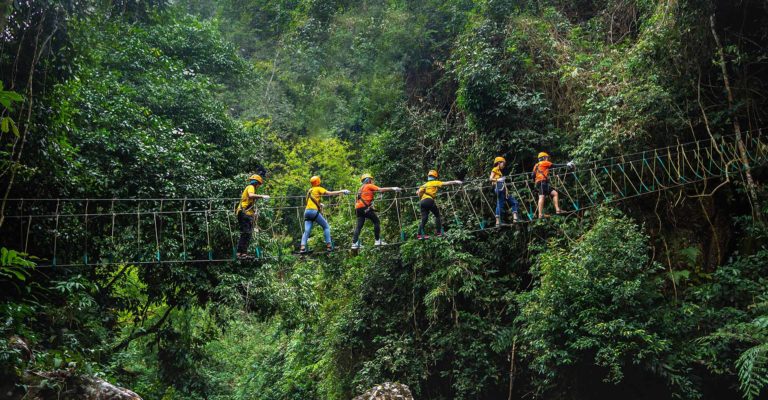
1,130,765,268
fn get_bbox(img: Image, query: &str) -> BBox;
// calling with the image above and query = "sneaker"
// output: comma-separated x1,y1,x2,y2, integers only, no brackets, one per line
436,232,443,237
512,212,519,222
417,234,429,240
326,244,333,253
374,239,387,246
351,242,361,250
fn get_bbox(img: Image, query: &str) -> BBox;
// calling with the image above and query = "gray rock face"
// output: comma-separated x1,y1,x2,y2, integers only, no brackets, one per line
353,382,414,400
25,371,143,400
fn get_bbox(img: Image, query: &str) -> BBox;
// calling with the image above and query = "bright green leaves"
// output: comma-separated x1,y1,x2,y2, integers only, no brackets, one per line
0,247,35,282
516,209,669,391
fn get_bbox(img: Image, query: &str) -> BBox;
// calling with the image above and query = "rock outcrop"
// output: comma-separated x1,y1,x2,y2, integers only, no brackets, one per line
353,382,414,400
24,370,143,400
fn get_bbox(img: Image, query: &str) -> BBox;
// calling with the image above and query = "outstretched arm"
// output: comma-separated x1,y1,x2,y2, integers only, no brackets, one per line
378,186,402,193
324,189,351,196
443,180,463,185
552,161,576,169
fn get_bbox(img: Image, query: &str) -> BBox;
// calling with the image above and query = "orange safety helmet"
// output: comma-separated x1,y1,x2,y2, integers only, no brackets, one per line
537,152,549,159
248,174,264,185
428,169,439,178
494,156,506,164
310,176,321,187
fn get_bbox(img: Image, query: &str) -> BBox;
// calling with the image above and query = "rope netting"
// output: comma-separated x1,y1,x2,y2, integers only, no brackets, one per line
2,130,765,267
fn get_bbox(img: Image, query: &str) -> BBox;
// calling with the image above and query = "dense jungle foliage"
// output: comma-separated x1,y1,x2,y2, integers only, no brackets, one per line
1,0,768,399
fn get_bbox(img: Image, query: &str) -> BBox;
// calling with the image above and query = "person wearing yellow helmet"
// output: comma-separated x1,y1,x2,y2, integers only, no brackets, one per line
416,169,462,239
300,175,350,253
532,152,575,218
236,174,270,259
489,156,519,225
351,173,402,249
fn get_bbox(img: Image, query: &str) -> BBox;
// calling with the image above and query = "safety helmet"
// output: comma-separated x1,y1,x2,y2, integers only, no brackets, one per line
249,174,264,185
538,152,549,159
360,173,373,182
310,176,321,187
494,156,506,164
428,169,439,178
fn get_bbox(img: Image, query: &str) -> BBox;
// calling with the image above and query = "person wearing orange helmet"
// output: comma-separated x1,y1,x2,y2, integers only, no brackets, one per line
351,173,402,249
489,156,519,225
236,174,270,259
300,175,350,253
532,152,574,218
416,169,462,239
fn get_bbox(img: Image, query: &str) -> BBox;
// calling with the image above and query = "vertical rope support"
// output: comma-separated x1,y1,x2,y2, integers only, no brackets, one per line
110,199,116,263
24,214,32,254
395,197,405,241
83,199,89,265
445,190,461,229
461,185,482,229
52,200,60,267
17,199,23,250
509,182,530,219
523,179,539,220
226,203,236,260
136,202,141,263
552,170,579,211
153,211,161,262
205,201,212,261
180,199,187,261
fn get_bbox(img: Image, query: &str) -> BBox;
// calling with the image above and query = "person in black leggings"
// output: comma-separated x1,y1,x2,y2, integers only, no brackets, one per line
416,169,463,239
351,173,401,249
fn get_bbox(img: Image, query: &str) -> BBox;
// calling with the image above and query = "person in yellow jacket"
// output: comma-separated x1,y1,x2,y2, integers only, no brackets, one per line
300,175,350,253
416,169,462,239
236,174,270,259
489,156,519,225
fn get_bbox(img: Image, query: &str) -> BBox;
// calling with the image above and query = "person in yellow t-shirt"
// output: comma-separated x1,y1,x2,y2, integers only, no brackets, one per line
236,174,270,259
300,175,350,253
416,169,462,239
489,156,519,226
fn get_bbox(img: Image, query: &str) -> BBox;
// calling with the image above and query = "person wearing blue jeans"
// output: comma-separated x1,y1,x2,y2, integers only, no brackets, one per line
489,156,519,225
300,175,350,253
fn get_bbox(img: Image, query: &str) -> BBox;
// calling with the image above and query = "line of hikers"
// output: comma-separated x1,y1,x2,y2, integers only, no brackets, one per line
235,152,575,259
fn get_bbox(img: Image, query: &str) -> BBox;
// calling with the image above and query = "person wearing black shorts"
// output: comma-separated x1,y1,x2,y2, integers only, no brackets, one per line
532,152,574,218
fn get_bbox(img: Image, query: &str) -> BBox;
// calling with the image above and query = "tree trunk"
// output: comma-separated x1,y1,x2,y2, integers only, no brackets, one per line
710,14,761,219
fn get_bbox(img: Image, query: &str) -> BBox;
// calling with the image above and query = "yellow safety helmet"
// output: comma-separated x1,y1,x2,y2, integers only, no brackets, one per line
310,176,321,187
360,173,374,182
494,156,506,164
248,174,264,185
538,152,549,159
428,169,439,178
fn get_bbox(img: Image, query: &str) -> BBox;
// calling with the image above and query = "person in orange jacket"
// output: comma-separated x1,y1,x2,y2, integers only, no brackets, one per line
532,152,574,218
351,173,402,249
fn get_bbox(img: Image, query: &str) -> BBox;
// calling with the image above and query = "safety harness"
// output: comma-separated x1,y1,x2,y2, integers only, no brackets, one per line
357,184,375,212
236,184,257,216
305,188,323,222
